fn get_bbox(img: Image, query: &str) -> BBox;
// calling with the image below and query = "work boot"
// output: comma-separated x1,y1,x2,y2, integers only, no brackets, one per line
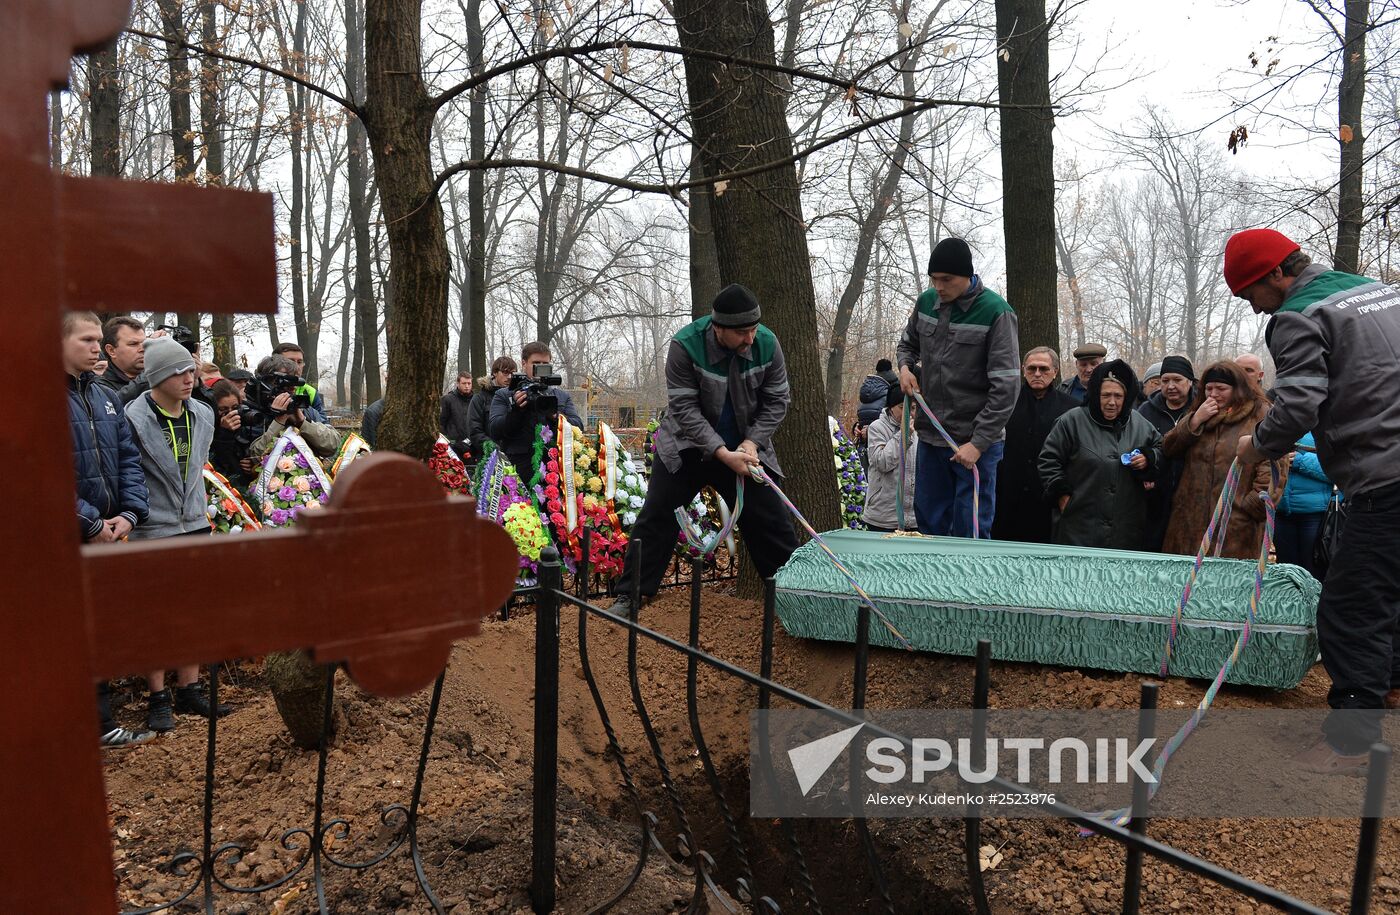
101,726,156,749
1294,738,1369,777
607,593,636,617
174,683,231,718
1384,689,1400,710
146,688,176,732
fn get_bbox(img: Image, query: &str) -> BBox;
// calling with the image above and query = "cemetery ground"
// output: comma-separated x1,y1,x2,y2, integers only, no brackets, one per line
104,587,1399,914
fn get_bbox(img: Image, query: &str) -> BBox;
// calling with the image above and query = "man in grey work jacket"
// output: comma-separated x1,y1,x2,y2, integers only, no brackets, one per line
613,283,798,612
896,237,1020,537
1228,228,1400,776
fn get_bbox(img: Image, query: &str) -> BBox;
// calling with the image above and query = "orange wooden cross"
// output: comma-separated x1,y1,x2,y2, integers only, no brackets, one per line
0,4,517,912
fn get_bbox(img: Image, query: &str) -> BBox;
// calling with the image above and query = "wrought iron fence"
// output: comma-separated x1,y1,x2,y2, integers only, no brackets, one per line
111,528,1390,914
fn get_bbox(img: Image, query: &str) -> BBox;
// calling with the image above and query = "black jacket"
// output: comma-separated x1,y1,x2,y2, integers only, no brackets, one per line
855,371,896,427
1136,391,1192,551
439,389,474,446
466,380,498,457
99,361,149,405
991,382,1078,543
362,398,385,448
68,372,149,540
488,385,583,470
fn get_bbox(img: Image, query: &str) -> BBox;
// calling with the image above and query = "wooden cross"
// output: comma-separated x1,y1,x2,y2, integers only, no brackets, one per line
0,4,517,912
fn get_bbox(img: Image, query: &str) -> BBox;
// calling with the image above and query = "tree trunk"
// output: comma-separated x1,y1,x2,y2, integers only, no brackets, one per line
674,0,841,575
994,0,1057,355
283,0,310,382
200,0,236,370
49,91,62,170
1335,0,1368,274
88,43,122,179
345,0,382,405
1053,224,1086,352
466,0,489,378
364,0,450,458
157,0,202,347
264,652,333,750
687,149,722,319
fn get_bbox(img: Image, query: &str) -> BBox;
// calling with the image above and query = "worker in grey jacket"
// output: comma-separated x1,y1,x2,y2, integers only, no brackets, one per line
896,238,1020,537
1228,229,1400,776
613,284,798,611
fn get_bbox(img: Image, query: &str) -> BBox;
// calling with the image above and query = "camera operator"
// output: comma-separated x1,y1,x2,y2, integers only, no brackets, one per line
210,379,259,491
487,342,582,478
245,355,342,461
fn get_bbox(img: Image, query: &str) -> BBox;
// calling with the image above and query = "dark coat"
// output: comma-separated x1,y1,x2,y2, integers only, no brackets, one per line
992,381,1077,543
488,385,583,470
361,398,385,448
1162,397,1287,560
1136,392,1193,551
99,361,149,405
465,378,499,456
68,372,149,540
439,388,474,445
1038,361,1162,550
855,372,895,427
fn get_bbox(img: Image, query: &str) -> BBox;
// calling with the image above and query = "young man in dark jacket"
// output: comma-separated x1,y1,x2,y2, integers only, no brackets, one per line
896,238,1019,537
467,356,516,460
1135,355,1195,550
488,344,583,479
64,312,154,748
1228,229,1400,775
991,346,1077,543
854,358,897,468
612,284,797,611
440,373,475,461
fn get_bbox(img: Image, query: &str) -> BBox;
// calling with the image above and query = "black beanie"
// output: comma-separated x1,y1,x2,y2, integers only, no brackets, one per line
711,283,761,328
1201,365,1236,388
1159,355,1195,382
927,238,974,277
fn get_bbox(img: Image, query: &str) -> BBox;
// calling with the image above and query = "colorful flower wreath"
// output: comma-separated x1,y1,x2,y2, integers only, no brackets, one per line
429,435,472,496
830,416,867,529
503,501,551,582
252,430,333,527
330,432,373,479
474,444,545,584
204,464,262,534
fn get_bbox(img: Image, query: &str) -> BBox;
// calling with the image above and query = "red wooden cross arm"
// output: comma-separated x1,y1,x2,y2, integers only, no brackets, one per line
0,3,517,913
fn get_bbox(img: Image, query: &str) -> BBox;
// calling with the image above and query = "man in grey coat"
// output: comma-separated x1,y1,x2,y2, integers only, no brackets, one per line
125,336,229,731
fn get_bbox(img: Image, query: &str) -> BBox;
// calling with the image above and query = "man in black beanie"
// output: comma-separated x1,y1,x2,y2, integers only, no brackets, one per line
613,283,798,611
896,237,1020,537
1136,354,1195,549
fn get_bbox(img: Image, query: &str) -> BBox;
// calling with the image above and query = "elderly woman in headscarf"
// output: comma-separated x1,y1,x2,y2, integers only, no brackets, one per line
1039,360,1163,549
1161,359,1287,560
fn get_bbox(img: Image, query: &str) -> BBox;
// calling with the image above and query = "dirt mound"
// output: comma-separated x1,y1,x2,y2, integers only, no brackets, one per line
104,585,1399,913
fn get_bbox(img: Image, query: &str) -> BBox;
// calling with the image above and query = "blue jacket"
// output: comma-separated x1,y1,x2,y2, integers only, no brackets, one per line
1279,432,1336,515
68,372,149,540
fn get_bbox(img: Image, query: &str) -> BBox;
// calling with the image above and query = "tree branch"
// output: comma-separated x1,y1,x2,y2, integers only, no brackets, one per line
124,27,361,115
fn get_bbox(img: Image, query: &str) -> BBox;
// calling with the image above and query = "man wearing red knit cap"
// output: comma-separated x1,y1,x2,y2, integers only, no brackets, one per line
1227,228,1400,775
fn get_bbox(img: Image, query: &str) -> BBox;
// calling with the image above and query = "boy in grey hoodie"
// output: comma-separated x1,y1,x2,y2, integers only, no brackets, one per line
125,336,229,732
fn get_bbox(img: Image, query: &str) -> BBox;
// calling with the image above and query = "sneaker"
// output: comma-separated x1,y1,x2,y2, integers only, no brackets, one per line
607,594,636,617
147,688,176,732
174,684,231,719
1294,738,1369,776
101,726,156,748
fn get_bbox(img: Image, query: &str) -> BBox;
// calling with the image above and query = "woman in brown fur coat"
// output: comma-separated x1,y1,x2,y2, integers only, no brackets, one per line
1161,360,1288,560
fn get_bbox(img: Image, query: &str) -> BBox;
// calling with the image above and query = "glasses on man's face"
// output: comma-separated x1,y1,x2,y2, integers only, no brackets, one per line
1025,366,1055,374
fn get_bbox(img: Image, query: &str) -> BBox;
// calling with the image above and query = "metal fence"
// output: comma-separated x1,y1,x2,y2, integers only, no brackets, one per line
113,531,1390,914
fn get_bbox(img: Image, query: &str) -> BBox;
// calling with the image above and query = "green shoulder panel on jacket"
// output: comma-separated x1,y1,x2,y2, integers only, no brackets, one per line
915,287,941,318
952,287,1015,328
673,316,777,374
1278,270,1378,315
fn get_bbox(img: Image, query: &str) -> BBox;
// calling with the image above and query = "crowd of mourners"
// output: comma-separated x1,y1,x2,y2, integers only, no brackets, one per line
66,311,578,748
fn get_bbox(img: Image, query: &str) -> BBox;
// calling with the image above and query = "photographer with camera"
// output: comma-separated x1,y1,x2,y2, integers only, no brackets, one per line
488,342,583,479
245,355,342,461
272,342,328,420
210,379,259,491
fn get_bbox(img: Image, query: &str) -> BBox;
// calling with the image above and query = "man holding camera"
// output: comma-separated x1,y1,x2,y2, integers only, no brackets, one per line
612,284,798,612
272,342,328,420
245,355,342,461
488,342,583,479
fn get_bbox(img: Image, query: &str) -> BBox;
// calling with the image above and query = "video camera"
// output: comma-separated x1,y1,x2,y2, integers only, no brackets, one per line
157,324,199,355
508,363,562,415
248,370,312,418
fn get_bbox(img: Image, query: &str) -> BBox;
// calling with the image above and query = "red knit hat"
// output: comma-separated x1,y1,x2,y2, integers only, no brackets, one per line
1223,228,1300,294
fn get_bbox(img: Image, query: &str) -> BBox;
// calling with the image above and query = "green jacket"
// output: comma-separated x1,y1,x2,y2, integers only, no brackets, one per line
655,316,790,475
1039,407,1162,550
896,278,1020,452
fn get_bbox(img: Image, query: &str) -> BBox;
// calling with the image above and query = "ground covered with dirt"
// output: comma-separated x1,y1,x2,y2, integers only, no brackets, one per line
104,584,1400,913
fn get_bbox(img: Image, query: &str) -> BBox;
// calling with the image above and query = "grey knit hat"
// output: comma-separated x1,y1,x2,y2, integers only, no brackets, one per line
144,335,197,388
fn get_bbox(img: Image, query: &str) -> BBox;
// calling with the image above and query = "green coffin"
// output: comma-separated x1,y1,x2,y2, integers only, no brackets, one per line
774,530,1320,689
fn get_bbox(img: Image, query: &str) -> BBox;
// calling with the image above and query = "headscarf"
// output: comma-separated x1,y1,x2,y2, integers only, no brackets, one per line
1085,359,1139,429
